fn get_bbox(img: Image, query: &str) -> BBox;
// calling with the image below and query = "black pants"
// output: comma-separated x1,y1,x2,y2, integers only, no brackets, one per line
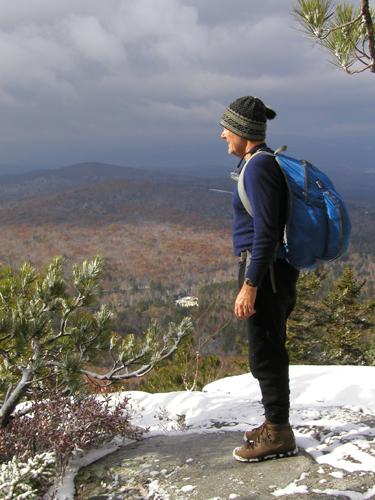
238,258,299,424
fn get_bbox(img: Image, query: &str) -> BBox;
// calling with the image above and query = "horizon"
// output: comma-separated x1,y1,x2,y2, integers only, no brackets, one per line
1,157,375,204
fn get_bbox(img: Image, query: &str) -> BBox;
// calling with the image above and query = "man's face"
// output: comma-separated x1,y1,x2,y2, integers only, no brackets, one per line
220,128,247,157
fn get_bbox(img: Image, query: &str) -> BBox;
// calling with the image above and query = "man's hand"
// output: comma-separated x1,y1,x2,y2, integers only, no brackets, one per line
234,283,257,319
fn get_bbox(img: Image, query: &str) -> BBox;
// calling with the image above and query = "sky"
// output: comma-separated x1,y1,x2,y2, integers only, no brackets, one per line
0,0,374,172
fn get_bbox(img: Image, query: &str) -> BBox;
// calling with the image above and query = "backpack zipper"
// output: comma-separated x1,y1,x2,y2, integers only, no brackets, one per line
323,191,344,261
302,160,309,204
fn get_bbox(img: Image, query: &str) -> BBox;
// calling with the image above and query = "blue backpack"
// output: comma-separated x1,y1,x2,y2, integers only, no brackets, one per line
237,147,352,270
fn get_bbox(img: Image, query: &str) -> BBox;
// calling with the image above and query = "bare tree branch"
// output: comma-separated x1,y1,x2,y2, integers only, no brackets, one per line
2,384,13,405
0,367,34,427
354,45,370,61
346,62,374,73
0,334,13,343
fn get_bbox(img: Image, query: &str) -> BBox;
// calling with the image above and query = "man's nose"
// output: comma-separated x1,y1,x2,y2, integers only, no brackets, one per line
220,129,226,139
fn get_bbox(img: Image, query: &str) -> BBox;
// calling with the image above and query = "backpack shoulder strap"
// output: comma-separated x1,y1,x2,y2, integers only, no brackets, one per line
237,150,275,217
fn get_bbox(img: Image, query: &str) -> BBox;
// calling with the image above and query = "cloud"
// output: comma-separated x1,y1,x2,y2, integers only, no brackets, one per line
0,0,373,167
63,15,126,64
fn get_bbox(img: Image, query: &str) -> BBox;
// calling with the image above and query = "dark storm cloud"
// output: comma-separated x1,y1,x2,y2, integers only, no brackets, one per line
0,0,373,168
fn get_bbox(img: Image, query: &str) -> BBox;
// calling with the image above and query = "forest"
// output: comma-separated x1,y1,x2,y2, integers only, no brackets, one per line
0,162,373,389
0,163,374,298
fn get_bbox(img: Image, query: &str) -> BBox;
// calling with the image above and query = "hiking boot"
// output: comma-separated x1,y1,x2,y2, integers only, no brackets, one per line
233,422,298,462
243,420,269,443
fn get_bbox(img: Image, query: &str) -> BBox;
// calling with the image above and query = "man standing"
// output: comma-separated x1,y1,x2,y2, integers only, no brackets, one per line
220,96,299,462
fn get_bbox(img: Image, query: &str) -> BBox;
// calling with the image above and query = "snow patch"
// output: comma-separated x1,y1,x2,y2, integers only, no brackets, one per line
180,484,196,493
204,365,375,413
52,365,375,498
272,483,308,496
313,486,375,500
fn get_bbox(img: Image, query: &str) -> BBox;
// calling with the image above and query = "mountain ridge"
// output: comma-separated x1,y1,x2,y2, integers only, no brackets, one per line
0,159,373,203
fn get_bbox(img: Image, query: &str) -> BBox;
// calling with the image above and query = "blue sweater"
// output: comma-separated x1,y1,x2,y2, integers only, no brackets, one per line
232,143,287,286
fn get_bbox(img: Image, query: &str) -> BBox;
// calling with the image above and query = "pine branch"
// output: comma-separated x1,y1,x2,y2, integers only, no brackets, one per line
119,344,151,367
82,361,153,381
294,0,375,74
81,321,192,381
319,12,363,39
44,297,82,346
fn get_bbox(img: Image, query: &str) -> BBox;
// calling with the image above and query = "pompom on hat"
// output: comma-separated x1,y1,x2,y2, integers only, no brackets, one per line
220,96,276,141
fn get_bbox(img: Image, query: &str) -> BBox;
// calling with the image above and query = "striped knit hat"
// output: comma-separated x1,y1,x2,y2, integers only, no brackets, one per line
220,96,276,141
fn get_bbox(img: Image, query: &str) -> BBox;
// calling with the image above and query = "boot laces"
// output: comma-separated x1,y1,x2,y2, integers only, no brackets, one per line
248,422,272,448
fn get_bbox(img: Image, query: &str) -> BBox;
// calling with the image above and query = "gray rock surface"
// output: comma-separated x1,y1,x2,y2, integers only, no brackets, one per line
74,432,375,499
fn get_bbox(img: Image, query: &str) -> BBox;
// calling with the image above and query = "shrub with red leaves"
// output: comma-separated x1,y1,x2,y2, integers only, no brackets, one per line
0,391,144,472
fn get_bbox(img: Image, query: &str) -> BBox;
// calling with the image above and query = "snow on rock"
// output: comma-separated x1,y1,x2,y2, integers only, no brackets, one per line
312,486,375,500
272,483,308,496
122,365,375,475
272,472,309,497
204,365,375,413
180,484,196,493
53,444,120,500
315,440,375,472
330,471,344,479
123,389,259,432
175,296,198,308
147,479,171,499
54,365,375,499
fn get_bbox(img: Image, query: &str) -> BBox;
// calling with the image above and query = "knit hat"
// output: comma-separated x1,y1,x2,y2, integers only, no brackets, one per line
220,96,277,141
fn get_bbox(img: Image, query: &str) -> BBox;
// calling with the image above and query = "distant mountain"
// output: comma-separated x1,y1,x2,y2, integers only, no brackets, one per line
0,161,227,206
0,161,171,185
0,168,232,228
0,159,373,204
0,160,373,256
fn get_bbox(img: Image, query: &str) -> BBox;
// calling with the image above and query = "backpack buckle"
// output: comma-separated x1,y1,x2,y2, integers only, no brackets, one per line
274,145,287,155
